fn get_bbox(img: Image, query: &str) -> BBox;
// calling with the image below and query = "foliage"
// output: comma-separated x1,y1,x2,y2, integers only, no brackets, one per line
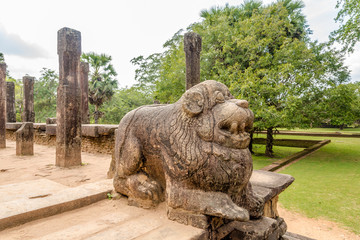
33,68,58,122
0,52,4,63
81,52,118,123
321,83,360,129
96,87,153,124
330,0,360,53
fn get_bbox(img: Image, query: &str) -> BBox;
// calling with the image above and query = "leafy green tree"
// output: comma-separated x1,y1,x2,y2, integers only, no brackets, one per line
34,68,58,122
81,52,118,123
321,83,360,129
0,52,4,63
132,0,350,156
331,0,360,53
98,87,154,124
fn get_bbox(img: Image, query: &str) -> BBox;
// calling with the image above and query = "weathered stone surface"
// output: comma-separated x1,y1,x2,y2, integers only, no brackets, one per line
0,63,6,148
6,81,16,122
33,123,46,131
0,179,112,231
56,27,82,167
5,122,23,130
211,217,287,240
79,62,90,124
250,170,294,203
22,76,35,122
184,32,202,90
16,122,34,156
111,80,264,225
46,117,57,124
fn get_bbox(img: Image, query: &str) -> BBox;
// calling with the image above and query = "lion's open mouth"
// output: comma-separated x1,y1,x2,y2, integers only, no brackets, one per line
218,120,250,148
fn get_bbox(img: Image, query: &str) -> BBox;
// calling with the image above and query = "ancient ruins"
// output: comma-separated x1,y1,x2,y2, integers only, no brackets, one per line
6,82,16,123
16,122,34,156
184,32,202,90
0,63,6,148
56,27,82,167
22,76,35,122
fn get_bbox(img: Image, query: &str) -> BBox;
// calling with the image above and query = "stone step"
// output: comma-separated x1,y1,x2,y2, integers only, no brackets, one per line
0,179,113,230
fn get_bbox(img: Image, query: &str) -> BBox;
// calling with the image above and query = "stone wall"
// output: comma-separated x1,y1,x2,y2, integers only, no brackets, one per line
5,123,117,155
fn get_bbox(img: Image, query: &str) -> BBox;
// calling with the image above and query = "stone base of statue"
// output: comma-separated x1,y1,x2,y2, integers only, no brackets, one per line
169,170,294,239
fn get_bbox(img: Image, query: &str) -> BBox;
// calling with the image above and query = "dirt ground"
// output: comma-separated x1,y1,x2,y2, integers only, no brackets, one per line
1,140,359,240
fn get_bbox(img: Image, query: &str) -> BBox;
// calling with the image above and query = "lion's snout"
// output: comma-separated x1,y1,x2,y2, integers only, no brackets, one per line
212,100,253,149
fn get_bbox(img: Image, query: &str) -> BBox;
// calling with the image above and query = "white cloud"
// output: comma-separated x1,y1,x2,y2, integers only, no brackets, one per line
0,25,48,59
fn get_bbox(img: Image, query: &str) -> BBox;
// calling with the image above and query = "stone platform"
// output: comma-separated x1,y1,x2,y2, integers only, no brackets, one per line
0,179,113,231
0,180,204,240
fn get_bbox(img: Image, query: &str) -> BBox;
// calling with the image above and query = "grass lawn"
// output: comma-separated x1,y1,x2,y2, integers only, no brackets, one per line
253,132,360,234
252,144,304,169
279,127,360,134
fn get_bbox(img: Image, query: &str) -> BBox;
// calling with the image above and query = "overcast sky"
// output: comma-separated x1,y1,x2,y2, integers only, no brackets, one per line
1,0,359,88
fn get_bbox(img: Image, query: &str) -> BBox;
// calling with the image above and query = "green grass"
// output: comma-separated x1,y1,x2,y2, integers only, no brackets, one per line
278,127,360,134
252,144,304,169
264,135,360,234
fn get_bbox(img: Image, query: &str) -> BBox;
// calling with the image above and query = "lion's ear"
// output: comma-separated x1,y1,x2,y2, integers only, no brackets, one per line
182,90,204,117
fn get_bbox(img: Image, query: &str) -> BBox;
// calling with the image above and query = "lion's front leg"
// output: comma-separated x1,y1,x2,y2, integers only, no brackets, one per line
166,180,249,222
113,133,164,208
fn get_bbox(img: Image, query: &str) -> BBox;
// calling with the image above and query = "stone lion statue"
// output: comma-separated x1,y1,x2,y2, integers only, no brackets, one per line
109,80,262,227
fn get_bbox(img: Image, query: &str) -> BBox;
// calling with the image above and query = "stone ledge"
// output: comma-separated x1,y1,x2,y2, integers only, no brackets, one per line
0,179,113,231
251,170,294,203
5,122,119,137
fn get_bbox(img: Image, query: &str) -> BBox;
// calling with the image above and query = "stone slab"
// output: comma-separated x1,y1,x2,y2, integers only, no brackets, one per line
33,123,46,131
46,124,57,135
0,179,67,203
250,170,294,202
5,122,23,130
0,179,113,230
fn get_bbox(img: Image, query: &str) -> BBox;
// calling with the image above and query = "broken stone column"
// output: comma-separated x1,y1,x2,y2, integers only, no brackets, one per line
16,122,34,156
0,63,6,148
79,62,90,124
22,76,35,122
56,27,82,167
6,81,16,122
184,32,202,90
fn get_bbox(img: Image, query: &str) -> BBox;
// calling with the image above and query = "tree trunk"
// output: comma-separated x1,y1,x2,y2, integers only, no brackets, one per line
249,130,254,154
94,105,99,124
265,127,274,157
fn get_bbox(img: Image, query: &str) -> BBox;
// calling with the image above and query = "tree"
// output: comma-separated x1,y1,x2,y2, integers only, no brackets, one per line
321,83,360,129
0,52,4,63
81,52,118,123
132,0,350,157
34,68,58,122
331,0,360,53
98,87,154,124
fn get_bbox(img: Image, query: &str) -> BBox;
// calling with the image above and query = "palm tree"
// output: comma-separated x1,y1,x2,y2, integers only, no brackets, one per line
81,52,118,123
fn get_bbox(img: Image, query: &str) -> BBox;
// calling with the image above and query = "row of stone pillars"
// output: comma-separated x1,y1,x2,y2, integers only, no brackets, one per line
0,28,90,168
1,27,201,167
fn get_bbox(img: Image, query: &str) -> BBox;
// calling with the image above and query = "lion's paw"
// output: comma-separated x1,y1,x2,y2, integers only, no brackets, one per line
127,174,163,208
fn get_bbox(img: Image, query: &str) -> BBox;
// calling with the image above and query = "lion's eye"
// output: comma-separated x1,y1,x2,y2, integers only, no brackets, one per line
215,91,225,103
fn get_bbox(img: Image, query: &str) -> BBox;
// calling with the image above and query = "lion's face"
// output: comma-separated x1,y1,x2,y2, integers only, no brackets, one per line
181,80,254,150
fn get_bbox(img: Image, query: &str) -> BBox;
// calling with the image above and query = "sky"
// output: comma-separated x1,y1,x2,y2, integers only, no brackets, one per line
1,0,359,88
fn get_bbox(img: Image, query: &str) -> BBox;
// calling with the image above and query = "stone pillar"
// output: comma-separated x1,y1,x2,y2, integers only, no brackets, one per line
22,76,35,122
16,122,34,156
0,63,6,148
184,32,202,90
56,27,82,167
79,62,90,124
6,81,16,122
